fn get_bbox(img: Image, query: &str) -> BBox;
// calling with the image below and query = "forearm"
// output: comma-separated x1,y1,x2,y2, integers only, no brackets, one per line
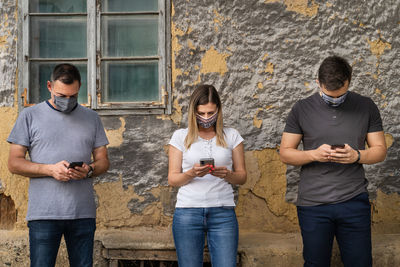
8,157,51,178
225,170,247,185
279,148,314,166
359,145,387,164
90,158,109,176
168,169,196,187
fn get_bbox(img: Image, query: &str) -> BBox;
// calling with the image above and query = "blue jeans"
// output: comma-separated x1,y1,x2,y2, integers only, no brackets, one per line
172,207,238,267
28,218,96,267
297,193,372,267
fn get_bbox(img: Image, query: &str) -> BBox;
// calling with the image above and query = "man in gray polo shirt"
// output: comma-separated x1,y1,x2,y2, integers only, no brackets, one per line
280,56,387,267
7,64,109,267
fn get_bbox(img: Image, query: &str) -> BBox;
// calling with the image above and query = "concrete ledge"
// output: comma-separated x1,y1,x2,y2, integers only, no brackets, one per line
2,230,400,266
99,230,400,267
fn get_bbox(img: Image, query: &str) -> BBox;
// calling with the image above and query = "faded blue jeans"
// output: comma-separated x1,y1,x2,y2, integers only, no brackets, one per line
172,207,238,267
28,218,96,267
297,192,372,267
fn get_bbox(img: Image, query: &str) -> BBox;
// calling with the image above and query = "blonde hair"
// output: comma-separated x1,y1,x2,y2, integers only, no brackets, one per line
185,85,227,149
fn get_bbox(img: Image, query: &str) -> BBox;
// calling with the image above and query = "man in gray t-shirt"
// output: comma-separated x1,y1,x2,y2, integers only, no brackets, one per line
280,56,386,267
7,64,109,267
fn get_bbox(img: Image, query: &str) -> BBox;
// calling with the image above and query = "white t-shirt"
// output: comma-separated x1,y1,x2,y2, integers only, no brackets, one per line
169,127,244,207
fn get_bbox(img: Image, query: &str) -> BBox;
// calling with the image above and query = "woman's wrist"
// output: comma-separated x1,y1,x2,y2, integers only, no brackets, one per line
185,168,196,179
225,170,233,181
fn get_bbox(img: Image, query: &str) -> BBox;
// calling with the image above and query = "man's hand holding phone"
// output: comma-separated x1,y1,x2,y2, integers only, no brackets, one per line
67,161,91,180
328,144,359,164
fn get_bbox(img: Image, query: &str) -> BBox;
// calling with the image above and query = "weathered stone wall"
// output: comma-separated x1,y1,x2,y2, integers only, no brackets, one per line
0,0,399,265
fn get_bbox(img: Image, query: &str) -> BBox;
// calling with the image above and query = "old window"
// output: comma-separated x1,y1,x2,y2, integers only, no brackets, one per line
21,0,171,114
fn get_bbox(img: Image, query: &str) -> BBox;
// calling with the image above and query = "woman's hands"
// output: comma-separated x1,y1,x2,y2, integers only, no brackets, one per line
190,163,212,177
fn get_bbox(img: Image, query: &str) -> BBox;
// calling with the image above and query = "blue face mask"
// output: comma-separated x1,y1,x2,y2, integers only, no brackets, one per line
320,91,348,107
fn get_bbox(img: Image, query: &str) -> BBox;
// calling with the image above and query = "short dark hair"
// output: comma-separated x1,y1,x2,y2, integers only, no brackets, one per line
50,63,81,85
318,56,352,91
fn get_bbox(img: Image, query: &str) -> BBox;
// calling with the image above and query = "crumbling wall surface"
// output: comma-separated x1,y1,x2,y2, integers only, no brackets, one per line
170,0,400,233
0,0,399,255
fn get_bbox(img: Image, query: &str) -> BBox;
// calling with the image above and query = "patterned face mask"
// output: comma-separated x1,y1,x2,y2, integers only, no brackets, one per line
320,91,348,107
196,110,218,128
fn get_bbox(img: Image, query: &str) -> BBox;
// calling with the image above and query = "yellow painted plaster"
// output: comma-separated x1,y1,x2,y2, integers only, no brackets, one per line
0,36,8,50
236,150,298,232
156,98,183,125
95,178,169,229
264,62,274,74
367,38,392,59
213,9,223,32
285,0,319,17
385,133,394,149
105,117,126,148
372,190,400,234
304,82,310,91
187,39,196,50
0,72,30,229
200,46,230,76
253,108,263,128
265,105,274,110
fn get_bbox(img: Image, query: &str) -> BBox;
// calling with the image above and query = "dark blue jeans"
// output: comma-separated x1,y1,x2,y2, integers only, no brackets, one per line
297,193,372,267
172,207,238,267
28,218,96,267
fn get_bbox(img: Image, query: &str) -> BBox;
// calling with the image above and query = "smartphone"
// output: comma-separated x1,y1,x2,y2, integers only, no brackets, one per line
68,161,83,169
200,158,215,166
331,144,345,149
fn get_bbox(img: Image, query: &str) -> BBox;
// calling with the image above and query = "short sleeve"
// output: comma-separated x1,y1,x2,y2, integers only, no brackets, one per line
7,109,31,147
94,115,109,148
169,129,186,152
367,99,383,133
283,102,303,134
225,128,244,149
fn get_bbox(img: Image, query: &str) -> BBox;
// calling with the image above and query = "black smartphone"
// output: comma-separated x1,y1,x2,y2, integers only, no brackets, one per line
68,161,83,169
331,144,345,149
200,158,215,166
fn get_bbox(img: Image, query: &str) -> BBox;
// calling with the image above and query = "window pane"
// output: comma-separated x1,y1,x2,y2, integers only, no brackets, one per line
30,16,87,58
102,0,158,12
102,61,159,102
29,62,88,104
102,15,158,57
30,0,86,13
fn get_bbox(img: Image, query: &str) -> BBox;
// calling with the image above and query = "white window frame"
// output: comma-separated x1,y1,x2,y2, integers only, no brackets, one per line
20,0,171,115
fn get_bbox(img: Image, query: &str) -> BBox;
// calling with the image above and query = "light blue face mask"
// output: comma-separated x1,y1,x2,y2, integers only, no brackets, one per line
320,91,348,107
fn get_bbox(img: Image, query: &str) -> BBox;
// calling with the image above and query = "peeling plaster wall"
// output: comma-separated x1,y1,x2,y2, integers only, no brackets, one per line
0,1,399,257
170,0,400,233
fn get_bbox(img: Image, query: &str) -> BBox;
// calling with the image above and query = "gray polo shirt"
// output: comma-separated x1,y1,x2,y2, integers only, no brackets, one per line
8,101,109,221
283,91,383,206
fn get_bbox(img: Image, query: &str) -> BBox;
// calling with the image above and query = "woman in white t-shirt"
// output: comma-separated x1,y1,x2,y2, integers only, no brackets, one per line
168,84,247,267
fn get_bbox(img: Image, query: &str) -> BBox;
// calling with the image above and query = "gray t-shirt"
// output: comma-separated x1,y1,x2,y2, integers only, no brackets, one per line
8,101,109,221
284,91,383,206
